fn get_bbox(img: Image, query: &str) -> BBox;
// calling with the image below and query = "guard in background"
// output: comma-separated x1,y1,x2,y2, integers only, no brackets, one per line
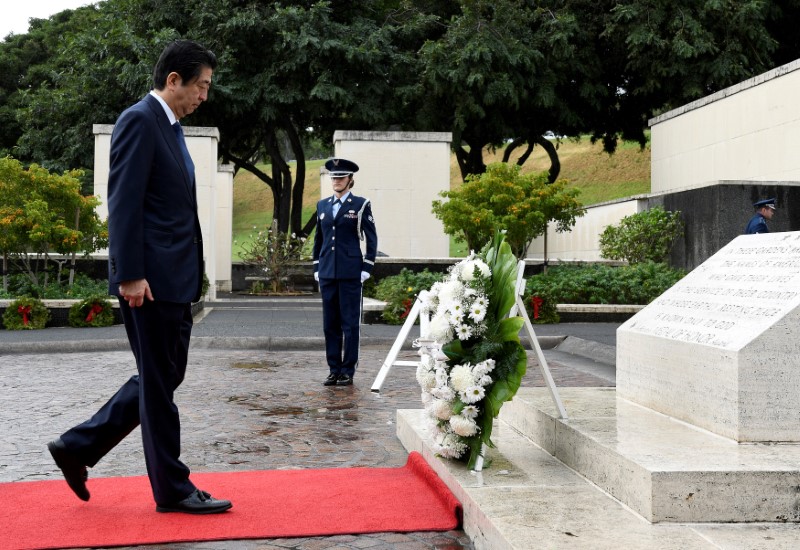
744,198,776,234
313,158,378,386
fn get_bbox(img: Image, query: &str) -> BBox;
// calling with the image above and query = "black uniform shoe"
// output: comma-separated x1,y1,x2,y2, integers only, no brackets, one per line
47,438,90,502
323,373,339,386
156,489,232,514
336,374,354,386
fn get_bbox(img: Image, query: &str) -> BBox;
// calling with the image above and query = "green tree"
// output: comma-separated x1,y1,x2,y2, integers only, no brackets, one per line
0,157,107,291
1,0,797,214
599,206,684,264
432,162,583,258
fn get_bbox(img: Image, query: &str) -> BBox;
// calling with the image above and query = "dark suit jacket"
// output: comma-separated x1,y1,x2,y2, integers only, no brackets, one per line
312,193,378,280
106,94,204,303
744,213,769,235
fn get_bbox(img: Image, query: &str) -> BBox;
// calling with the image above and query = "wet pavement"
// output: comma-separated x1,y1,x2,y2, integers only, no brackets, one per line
0,296,617,549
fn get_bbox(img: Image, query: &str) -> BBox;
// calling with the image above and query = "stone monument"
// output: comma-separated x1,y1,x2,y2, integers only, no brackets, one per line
617,231,800,442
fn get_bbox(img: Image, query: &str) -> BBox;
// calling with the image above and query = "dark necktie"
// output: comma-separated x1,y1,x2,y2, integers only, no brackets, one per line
333,199,341,217
172,122,195,179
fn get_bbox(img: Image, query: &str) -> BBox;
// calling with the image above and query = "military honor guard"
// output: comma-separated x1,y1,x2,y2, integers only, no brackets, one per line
744,198,776,234
313,158,378,386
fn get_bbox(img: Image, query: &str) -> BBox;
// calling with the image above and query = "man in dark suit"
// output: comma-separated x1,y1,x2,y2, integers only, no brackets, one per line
313,158,378,386
744,198,776,234
46,40,231,515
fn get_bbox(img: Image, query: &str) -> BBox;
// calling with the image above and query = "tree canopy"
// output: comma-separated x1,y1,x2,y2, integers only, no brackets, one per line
1,0,798,234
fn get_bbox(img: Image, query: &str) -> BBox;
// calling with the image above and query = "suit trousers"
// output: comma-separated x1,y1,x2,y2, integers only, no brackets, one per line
59,299,196,505
319,278,363,375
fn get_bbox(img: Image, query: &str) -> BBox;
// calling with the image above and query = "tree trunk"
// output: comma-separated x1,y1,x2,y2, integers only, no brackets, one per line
532,135,560,183
282,118,307,236
454,138,487,181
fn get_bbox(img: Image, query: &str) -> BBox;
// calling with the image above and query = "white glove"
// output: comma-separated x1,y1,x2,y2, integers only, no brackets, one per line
314,272,319,282
360,271,370,283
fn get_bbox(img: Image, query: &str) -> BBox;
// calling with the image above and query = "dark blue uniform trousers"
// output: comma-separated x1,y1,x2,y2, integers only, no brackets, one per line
59,299,196,505
319,277,362,376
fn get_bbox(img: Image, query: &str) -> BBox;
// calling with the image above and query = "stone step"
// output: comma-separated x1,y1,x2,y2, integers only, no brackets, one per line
500,387,800,523
397,406,800,548
396,409,710,549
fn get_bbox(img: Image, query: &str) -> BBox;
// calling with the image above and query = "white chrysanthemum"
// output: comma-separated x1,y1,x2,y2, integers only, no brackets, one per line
428,313,453,342
473,259,490,278
431,384,455,402
431,398,453,420
473,359,495,377
416,364,437,390
455,323,473,341
463,287,477,298
460,261,476,281
449,415,479,437
421,391,433,405
438,280,463,304
477,374,493,387
461,404,479,418
474,294,488,308
435,432,468,458
445,302,468,325
460,258,491,281
461,385,486,404
450,364,475,392
468,303,487,323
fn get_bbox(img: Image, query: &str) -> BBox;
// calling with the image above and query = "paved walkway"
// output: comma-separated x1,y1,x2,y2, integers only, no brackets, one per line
0,295,618,549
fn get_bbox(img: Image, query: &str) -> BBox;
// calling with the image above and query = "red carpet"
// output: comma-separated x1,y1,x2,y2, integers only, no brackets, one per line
0,452,461,550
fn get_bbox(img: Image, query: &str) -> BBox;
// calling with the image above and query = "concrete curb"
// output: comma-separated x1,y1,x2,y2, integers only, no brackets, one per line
0,334,570,355
554,335,616,365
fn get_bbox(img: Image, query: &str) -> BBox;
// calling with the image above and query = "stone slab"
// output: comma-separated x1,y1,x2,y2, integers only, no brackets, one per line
500,387,800,523
397,409,715,549
617,231,800,441
398,407,800,548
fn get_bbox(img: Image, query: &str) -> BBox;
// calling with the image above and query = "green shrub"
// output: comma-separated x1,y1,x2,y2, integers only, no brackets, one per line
374,268,444,325
524,286,560,324
431,162,584,258
68,295,115,327
523,263,685,322
0,273,109,299
599,207,684,264
2,296,50,330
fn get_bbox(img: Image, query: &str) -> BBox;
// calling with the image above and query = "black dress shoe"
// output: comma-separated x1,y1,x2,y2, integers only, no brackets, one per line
156,489,232,514
323,373,339,386
47,438,90,502
336,374,353,386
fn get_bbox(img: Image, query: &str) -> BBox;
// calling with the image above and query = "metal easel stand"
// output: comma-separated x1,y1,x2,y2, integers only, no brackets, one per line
371,299,430,392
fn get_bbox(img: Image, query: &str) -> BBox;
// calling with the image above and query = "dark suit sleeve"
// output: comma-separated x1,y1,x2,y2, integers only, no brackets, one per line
107,108,154,284
360,200,378,274
312,202,322,275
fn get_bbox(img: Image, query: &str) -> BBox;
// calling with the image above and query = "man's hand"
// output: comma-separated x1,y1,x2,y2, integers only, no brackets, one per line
119,278,154,308
314,272,319,282
360,271,370,283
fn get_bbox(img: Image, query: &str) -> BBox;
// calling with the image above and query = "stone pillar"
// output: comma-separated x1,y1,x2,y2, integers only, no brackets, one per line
324,130,452,257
